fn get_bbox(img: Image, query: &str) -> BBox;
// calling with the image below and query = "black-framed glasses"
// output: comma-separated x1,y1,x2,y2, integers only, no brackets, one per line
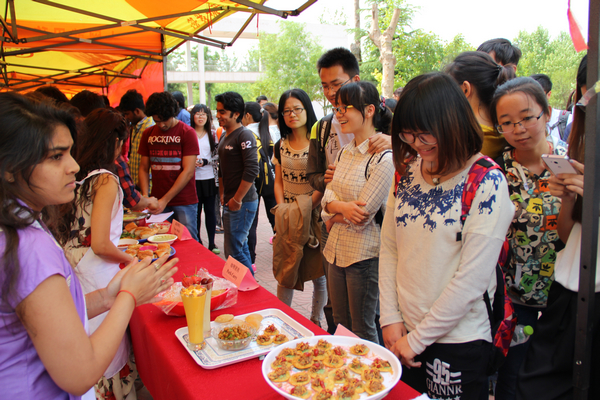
496,110,544,134
398,131,437,145
322,77,352,93
332,105,356,116
282,107,305,117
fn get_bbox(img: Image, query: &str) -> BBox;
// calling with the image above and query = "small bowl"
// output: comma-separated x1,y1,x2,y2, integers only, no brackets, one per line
117,238,139,249
150,222,171,234
147,234,177,245
211,323,256,351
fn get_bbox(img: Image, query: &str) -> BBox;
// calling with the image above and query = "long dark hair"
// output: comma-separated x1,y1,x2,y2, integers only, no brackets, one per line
336,81,392,134
278,89,317,140
392,72,483,175
56,108,129,245
0,93,77,307
190,104,217,153
568,54,588,223
490,77,550,128
258,103,277,151
445,51,515,116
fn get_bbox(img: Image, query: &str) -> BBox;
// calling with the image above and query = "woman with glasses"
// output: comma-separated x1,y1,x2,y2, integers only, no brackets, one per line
488,77,567,400
379,72,513,399
321,81,394,343
446,51,515,159
191,104,220,254
271,89,326,326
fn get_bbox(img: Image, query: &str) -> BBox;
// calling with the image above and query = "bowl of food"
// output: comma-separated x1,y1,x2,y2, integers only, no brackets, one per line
117,238,138,249
148,234,178,245
149,222,171,234
212,323,256,351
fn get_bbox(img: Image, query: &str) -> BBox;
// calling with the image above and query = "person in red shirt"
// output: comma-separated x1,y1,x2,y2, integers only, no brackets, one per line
138,92,200,241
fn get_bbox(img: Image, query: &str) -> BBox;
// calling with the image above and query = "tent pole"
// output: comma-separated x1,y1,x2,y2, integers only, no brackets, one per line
574,0,600,398
162,34,168,92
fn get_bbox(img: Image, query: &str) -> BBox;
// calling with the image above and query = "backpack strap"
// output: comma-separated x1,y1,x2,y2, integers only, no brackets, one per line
365,150,392,180
318,113,334,154
274,139,281,164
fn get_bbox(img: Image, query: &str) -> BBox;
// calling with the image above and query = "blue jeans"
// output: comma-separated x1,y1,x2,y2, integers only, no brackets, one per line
165,204,199,242
223,200,258,275
328,257,379,343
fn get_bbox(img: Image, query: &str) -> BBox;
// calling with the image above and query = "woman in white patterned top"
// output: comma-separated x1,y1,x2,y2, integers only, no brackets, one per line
272,89,326,325
321,81,394,343
379,73,514,399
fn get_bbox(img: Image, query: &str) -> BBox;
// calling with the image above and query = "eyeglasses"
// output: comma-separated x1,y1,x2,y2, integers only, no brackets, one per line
496,110,544,134
398,131,437,145
282,107,305,117
333,105,356,116
322,77,352,94
195,113,207,118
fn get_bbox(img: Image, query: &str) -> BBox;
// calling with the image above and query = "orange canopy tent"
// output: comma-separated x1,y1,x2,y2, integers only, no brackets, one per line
1,0,317,102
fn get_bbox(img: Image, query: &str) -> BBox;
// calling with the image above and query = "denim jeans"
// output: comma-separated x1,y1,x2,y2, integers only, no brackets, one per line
223,200,258,275
328,257,379,343
165,204,199,242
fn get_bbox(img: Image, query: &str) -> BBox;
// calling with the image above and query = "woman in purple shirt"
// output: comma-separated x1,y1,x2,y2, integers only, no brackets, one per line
0,92,177,399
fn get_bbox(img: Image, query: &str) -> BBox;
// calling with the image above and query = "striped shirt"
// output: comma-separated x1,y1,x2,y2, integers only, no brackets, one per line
128,116,154,187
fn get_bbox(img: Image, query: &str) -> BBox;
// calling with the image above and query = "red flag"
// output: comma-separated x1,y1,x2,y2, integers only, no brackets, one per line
568,0,588,52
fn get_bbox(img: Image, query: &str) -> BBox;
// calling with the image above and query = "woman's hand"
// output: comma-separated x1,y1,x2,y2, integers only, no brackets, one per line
382,322,407,351
549,160,585,200
119,254,178,306
340,201,368,225
325,218,335,233
392,336,422,369
324,165,336,184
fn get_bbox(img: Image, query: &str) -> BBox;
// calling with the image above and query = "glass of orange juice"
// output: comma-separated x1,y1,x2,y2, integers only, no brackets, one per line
181,285,207,351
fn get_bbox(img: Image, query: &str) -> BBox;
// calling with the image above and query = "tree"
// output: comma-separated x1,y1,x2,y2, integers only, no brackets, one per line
351,0,361,63
368,0,405,98
514,27,584,109
252,21,325,110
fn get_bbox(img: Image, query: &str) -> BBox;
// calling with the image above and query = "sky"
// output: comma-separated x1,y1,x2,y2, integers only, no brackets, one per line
260,0,590,48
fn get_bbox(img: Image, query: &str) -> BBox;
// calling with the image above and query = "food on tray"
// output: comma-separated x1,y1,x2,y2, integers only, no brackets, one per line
311,346,327,360
295,341,311,353
149,221,171,234
364,379,385,396
308,360,327,378
346,377,365,393
330,346,347,358
122,222,158,240
316,339,332,351
314,389,334,400
124,243,172,260
218,325,252,340
336,384,359,400
257,334,274,346
271,355,293,370
330,367,350,384
311,376,334,392
273,334,289,345
289,384,310,399
215,314,234,323
349,344,369,356
268,367,290,382
292,352,315,370
348,357,367,374
264,323,279,336
323,354,344,369
279,347,297,359
361,368,383,382
371,357,393,373
288,371,310,386
245,313,263,330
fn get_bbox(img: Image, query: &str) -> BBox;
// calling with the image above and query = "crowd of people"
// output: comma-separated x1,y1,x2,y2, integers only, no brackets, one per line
0,37,596,400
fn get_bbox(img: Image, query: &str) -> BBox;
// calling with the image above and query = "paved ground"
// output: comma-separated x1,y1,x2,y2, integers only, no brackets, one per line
201,201,327,328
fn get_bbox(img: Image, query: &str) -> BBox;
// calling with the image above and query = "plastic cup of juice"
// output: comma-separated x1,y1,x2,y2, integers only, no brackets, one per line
181,285,207,351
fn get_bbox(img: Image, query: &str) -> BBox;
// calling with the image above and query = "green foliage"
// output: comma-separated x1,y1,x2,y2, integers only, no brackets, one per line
318,7,348,26
252,21,326,109
514,28,584,109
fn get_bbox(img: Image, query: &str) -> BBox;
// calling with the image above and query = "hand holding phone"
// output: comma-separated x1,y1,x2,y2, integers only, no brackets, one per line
541,154,579,176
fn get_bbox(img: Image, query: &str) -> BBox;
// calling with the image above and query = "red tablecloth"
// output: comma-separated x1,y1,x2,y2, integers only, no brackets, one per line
129,240,420,400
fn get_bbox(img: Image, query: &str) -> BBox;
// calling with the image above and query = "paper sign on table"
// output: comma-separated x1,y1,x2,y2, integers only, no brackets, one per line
222,256,259,291
171,219,193,241
147,211,173,223
334,323,359,338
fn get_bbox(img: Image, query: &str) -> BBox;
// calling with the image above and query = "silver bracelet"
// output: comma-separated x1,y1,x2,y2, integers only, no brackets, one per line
232,197,242,205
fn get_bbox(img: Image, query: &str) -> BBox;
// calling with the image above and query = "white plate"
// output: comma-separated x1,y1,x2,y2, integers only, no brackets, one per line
175,308,314,369
261,335,402,400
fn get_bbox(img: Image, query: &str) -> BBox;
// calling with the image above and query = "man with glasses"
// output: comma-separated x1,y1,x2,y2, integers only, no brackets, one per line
307,47,391,334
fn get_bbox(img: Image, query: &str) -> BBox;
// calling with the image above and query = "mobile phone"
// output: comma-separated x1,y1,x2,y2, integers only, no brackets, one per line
541,154,579,175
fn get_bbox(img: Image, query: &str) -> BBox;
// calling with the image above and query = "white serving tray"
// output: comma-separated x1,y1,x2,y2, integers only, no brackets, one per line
261,335,402,400
175,308,315,369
